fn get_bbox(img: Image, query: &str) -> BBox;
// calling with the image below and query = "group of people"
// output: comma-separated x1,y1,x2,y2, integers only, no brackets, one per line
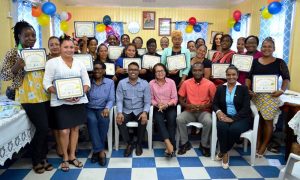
0,20,290,173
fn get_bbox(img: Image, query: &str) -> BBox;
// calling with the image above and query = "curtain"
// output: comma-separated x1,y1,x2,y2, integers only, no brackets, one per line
230,14,250,52
95,22,124,45
52,14,64,38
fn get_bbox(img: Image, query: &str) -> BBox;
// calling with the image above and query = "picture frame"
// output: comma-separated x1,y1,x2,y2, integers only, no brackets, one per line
142,11,155,30
158,18,171,36
210,31,223,44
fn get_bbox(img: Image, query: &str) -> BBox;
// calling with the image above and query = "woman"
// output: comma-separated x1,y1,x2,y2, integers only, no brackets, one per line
96,43,117,81
211,33,223,51
188,44,211,79
211,34,236,86
246,37,290,157
213,65,251,169
160,36,169,50
43,36,90,172
74,39,80,54
121,34,130,47
149,63,178,157
187,40,196,58
0,21,53,174
237,37,245,54
86,62,115,166
82,37,98,61
47,36,60,60
106,32,119,46
196,38,206,48
161,30,191,88
132,36,143,49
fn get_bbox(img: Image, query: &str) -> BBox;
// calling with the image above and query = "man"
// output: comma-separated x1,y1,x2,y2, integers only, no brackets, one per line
116,62,151,157
177,62,216,157
144,13,154,28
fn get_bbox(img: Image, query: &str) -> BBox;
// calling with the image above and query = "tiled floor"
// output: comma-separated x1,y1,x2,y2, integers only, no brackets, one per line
0,141,285,180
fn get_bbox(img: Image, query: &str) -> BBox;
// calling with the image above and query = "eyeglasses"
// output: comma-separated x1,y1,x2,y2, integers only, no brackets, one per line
155,70,165,74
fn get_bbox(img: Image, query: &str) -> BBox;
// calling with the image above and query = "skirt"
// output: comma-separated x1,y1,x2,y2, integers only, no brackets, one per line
252,93,281,120
52,104,86,130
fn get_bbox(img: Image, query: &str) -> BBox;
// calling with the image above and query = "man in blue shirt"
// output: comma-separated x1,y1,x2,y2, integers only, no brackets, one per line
116,62,151,157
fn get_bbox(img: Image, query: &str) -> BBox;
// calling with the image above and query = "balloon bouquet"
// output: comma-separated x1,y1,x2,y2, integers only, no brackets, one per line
95,15,114,34
228,10,242,32
261,0,283,20
185,17,202,33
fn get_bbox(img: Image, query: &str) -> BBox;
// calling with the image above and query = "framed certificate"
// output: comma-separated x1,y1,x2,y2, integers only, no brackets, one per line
123,58,141,70
142,55,160,69
212,63,230,79
253,75,278,93
20,48,47,71
108,46,124,60
73,54,93,71
74,21,95,38
232,54,253,72
166,54,186,71
137,48,147,56
55,77,84,100
104,63,115,76
207,50,217,60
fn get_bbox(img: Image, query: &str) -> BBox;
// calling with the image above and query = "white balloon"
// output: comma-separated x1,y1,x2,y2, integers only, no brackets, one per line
60,11,68,21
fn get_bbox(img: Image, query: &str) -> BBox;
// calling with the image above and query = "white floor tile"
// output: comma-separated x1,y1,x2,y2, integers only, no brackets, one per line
24,169,56,180
153,141,166,148
133,149,154,158
8,158,32,169
176,148,198,157
131,168,158,180
155,157,179,167
77,168,107,180
243,155,269,166
199,157,222,167
107,158,132,168
181,167,210,179
230,166,262,178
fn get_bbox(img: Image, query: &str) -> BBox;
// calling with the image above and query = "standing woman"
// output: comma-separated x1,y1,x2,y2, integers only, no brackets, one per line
0,21,53,174
189,44,211,79
43,36,90,172
82,37,98,61
161,30,191,88
196,38,206,48
96,43,117,81
246,37,290,157
121,34,130,47
211,33,223,51
236,37,245,54
187,41,196,58
47,36,60,60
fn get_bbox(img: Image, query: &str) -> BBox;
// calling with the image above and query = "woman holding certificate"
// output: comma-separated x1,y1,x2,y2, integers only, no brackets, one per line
246,37,290,157
96,44,117,81
161,30,191,88
43,36,91,172
82,37,98,61
188,44,211,79
1,21,53,174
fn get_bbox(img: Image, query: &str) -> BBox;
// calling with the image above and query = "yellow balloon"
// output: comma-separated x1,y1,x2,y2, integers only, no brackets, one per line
37,13,50,26
227,18,236,28
96,24,106,32
185,24,193,33
262,8,273,19
60,21,69,32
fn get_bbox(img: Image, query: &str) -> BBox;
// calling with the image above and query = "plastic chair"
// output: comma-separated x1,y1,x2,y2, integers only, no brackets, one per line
107,107,113,152
279,153,300,180
114,106,153,151
210,101,259,165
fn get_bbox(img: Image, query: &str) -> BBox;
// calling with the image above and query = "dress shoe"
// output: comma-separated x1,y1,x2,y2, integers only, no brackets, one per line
177,142,192,155
124,144,134,157
199,144,211,157
91,153,98,163
135,144,143,156
98,152,106,166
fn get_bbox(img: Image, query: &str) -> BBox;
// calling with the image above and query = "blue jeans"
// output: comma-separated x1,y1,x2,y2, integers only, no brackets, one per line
86,107,110,152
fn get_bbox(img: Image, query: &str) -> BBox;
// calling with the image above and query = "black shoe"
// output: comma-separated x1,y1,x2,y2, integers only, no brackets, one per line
91,153,98,163
124,144,134,157
135,144,143,156
199,144,211,157
177,142,192,155
98,152,106,166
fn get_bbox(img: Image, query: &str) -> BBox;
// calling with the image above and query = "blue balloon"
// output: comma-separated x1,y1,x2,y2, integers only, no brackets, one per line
103,15,112,26
233,22,241,32
193,24,202,33
268,2,282,15
42,2,56,16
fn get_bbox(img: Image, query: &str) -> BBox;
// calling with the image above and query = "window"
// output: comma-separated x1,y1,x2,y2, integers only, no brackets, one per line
230,14,251,52
51,14,64,38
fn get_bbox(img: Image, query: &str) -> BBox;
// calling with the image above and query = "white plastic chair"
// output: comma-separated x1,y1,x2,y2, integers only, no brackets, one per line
107,107,113,152
211,101,259,165
279,153,300,180
114,106,153,151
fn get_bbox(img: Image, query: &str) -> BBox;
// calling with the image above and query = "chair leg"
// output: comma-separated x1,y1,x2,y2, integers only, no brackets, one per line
244,138,248,152
147,125,152,151
115,122,119,151
250,138,256,166
175,128,180,149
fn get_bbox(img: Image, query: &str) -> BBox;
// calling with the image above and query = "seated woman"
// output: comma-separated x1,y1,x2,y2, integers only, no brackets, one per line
213,65,251,169
149,63,178,157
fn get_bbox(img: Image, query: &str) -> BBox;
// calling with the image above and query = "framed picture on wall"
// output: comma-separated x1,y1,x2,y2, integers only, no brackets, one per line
158,18,171,36
143,11,155,30
210,31,223,44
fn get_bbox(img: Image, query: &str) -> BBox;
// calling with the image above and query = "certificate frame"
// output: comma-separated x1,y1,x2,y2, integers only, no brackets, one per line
104,63,115,76
212,63,230,79
137,48,147,56
166,54,187,71
253,75,278,93
232,54,253,72
108,46,124,60
74,21,95,38
123,58,141,70
20,48,47,72
158,18,171,36
73,54,93,71
142,55,160,69
207,50,217,61
55,77,84,100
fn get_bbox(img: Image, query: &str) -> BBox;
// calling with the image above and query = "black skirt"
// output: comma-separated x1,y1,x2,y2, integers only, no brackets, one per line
52,104,86,130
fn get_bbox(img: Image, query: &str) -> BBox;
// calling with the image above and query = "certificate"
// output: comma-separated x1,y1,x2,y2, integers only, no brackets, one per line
232,54,253,72
207,50,217,60
212,63,230,79
74,21,95,38
190,51,196,58
108,46,124,60
137,48,147,56
104,63,115,76
73,54,93,71
55,77,84,100
123,58,141,70
253,75,278,93
142,55,160,69
166,54,186,70
20,48,46,71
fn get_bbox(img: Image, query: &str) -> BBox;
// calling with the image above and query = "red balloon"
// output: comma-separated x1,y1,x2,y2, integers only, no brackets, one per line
32,6,42,17
188,17,197,26
233,10,242,21
105,25,113,32
267,0,280,4
66,12,72,21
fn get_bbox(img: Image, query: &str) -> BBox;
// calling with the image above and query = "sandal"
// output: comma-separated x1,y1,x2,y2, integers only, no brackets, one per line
69,159,83,168
42,160,54,171
33,163,45,174
60,161,69,172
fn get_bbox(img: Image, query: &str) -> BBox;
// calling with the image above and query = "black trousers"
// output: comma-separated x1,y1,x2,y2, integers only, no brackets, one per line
153,106,177,148
217,118,250,153
22,101,50,166
118,112,147,145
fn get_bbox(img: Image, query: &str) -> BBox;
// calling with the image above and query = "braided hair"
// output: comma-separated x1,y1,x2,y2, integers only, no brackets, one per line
13,20,35,46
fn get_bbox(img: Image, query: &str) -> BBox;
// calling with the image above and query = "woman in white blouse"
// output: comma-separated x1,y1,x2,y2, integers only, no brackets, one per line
43,36,90,172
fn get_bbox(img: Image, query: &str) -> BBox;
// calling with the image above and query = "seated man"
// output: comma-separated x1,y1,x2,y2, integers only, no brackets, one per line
116,62,151,157
177,62,216,157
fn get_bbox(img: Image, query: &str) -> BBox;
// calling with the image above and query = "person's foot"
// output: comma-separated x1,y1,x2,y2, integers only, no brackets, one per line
91,152,98,163
177,142,192,155
135,144,143,156
98,152,106,166
199,144,211,157
215,152,224,161
60,161,69,172
42,159,53,171
33,163,45,174
124,144,134,157
222,153,229,169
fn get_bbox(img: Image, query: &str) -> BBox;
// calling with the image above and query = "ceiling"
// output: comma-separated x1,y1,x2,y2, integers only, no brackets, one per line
61,0,245,9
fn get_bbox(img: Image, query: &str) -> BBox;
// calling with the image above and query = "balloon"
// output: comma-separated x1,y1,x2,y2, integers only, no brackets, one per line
60,11,68,21
66,12,72,21
267,0,280,4
188,17,197,26
262,8,273,19
233,10,242,21
233,22,241,32
96,24,106,32
268,1,282,15
32,6,42,17
105,25,113,33
193,24,201,32
41,2,56,16
185,24,193,33
60,21,69,32
37,13,50,26
227,18,236,28
103,15,112,25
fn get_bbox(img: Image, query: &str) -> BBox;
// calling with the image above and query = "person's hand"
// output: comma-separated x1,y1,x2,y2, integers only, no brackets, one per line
82,36,88,44
12,57,25,74
138,112,148,125
195,104,206,111
216,111,227,121
169,69,179,75
223,117,234,123
112,76,118,82
116,113,124,125
65,97,80,103
101,108,109,117
188,104,197,112
248,90,256,97
140,69,147,74
158,104,168,112
271,90,284,97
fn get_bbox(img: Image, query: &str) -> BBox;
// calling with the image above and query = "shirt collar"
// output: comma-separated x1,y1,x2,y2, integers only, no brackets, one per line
92,78,107,85
223,82,241,87
126,77,141,84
